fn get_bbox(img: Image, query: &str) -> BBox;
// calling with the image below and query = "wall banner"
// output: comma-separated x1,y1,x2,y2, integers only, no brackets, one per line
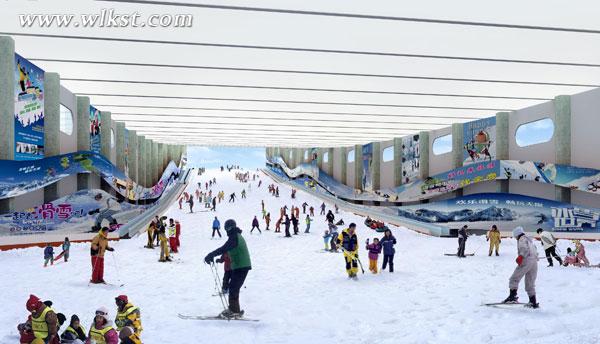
14,54,45,161
362,143,374,191
401,134,420,184
463,116,496,165
89,105,101,153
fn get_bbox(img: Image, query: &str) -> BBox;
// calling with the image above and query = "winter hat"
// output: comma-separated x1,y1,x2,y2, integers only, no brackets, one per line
26,294,42,312
224,219,237,232
349,223,357,229
70,314,80,324
536,228,543,234
512,226,525,238
95,306,110,322
115,295,128,304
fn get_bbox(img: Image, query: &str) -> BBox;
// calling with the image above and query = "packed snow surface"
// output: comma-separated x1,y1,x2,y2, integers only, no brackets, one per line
2,169,600,344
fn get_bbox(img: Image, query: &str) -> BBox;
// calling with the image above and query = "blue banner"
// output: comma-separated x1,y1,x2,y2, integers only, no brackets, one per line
90,105,101,153
362,143,373,191
14,54,45,161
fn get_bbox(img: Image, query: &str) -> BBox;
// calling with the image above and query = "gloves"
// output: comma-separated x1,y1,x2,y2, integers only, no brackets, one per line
516,255,523,265
204,254,214,264
106,247,114,252
215,258,224,264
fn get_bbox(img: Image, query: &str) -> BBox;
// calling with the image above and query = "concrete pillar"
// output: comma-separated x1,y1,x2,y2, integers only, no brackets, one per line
354,144,363,190
317,149,324,170
158,143,165,175
418,131,430,180
43,72,61,202
496,112,510,193
340,147,347,185
372,142,381,191
129,130,138,181
137,136,146,186
115,122,126,172
0,36,15,212
76,96,91,191
145,138,152,187
152,141,159,185
162,143,168,170
100,111,112,159
393,137,403,187
554,95,572,203
452,123,464,197
327,147,334,175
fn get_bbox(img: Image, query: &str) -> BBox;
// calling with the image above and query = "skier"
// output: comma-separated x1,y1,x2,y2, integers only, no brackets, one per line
335,204,339,214
284,215,291,237
44,243,54,267
366,238,382,274
536,228,562,267
302,202,308,214
212,217,222,238
309,206,315,217
178,197,183,209
187,196,194,213
320,202,326,215
503,226,539,308
204,219,252,319
457,225,468,258
88,307,118,344
337,223,359,279
291,214,299,235
168,219,178,253
329,223,339,252
114,295,142,340
229,193,236,203
90,227,114,284
216,252,232,294
304,215,312,233
379,229,396,273
323,226,331,250
241,189,246,199
158,222,171,262
251,216,261,234
175,220,181,251
24,294,60,343
211,196,217,211
326,210,335,224
60,314,87,343
487,225,501,256
265,213,271,230
275,186,279,197
275,217,282,233
62,237,71,263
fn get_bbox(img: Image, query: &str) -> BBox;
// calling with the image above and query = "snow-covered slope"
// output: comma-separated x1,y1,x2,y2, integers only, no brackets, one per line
1,169,600,344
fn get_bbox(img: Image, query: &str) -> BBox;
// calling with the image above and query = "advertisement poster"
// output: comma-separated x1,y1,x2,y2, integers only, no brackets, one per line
463,116,496,165
401,134,420,184
0,151,180,202
501,161,600,194
14,54,45,161
0,189,145,237
397,193,600,234
310,148,318,166
362,143,373,191
89,105,101,153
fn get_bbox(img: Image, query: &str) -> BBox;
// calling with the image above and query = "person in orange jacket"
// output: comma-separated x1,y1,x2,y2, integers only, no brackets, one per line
90,227,114,284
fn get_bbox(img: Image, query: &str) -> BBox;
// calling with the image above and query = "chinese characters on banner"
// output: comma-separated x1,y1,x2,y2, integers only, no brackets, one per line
14,54,45,161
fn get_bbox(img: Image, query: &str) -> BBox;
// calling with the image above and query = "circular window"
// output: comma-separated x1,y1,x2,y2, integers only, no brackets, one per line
110,128,115,148
59,104,73,135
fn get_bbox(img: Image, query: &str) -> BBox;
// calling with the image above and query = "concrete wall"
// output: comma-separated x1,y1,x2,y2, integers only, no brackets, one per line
346,147,355,188
380,140,394,189
428,127,453,176
332,147,343,182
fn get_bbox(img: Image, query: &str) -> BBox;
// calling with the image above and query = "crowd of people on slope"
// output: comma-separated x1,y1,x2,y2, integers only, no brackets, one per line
144,216,182,262
17,294,142,344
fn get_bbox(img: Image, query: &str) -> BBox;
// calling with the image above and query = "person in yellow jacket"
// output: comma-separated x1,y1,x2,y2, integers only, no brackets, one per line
158,222,171,262
487,225,501,256
91,227,114,284
87,307,118,344
337,223,360,279
145,221,156,249
25,294,59,344
114,295,142,341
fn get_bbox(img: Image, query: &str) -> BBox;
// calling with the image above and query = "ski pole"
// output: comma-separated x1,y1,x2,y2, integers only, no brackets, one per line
210,263,229,311
111,251,123,286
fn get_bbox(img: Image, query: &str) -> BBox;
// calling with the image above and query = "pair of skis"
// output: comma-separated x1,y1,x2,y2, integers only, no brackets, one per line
178,313,258,322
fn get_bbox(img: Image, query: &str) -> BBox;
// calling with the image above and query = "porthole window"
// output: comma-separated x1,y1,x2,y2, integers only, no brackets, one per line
382,146,394,162
347,149,355,163
432,134,452,155
515,118,554,147
304,150,309,160
323,151,329,163
110,128,116,148
59,104,73,135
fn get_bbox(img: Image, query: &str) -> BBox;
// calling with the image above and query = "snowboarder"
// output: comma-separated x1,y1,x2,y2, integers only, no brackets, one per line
337,223,359,278
216,252,232,294
204,219,252,319
305,215,312,233
265,213,271,230
366,238,382,274
24,294,60,343
212,217,222,238
60,314,87,344
251,216,261,234
44,243,54,267
90,227,114,284
284,215,291,237
380,229,396,272
114,295,142,340
320,202,326,215
168,219,178,253
88,307,119,344
62,237,71,263
537,228,562,266
457,225,468,258
503,226,539,308
487,225,501,256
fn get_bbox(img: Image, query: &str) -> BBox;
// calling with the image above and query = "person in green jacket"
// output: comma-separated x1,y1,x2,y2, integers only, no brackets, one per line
304,215,312,233
205,219,252,319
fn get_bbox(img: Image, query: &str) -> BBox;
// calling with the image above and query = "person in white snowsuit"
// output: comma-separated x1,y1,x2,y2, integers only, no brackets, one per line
504,226,539,308
536,228,562,267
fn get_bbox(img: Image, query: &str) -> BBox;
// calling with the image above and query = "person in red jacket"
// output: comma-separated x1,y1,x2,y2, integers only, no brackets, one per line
175,220,181,250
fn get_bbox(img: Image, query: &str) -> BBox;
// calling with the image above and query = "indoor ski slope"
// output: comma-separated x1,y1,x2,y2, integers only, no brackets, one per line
1,169,600,344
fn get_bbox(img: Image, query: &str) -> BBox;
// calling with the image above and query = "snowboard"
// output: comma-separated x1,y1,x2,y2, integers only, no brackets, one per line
54,250,66,261
444,253,475,256
178,313,258,322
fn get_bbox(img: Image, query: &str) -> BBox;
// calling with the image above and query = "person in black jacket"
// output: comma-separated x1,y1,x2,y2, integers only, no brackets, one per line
60,314,87,343
291,214,299,235
325,210,335,224
379,229,397,272
457,225,469,258
284,215,291,237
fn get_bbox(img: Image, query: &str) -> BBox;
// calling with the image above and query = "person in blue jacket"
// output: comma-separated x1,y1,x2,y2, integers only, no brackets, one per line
379,229,397,272
212,217,222,238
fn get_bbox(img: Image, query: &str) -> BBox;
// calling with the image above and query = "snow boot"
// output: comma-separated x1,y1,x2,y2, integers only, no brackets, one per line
525,295,539,309
503,289,519,303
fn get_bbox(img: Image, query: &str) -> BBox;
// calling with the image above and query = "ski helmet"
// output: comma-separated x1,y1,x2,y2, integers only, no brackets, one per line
224,219,237,232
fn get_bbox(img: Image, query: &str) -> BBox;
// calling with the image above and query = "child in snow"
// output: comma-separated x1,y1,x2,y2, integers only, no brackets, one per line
366,238,382,274
44,243,54,267
305,215,312,233
328,223,339,252
563,248,581,267
61,314,87,343
62,237,71,262
573,240,590,266
87,307,118,344
323,227,331,250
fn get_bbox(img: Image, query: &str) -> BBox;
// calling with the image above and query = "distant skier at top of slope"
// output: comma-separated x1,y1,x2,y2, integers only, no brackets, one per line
503,226,539,308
